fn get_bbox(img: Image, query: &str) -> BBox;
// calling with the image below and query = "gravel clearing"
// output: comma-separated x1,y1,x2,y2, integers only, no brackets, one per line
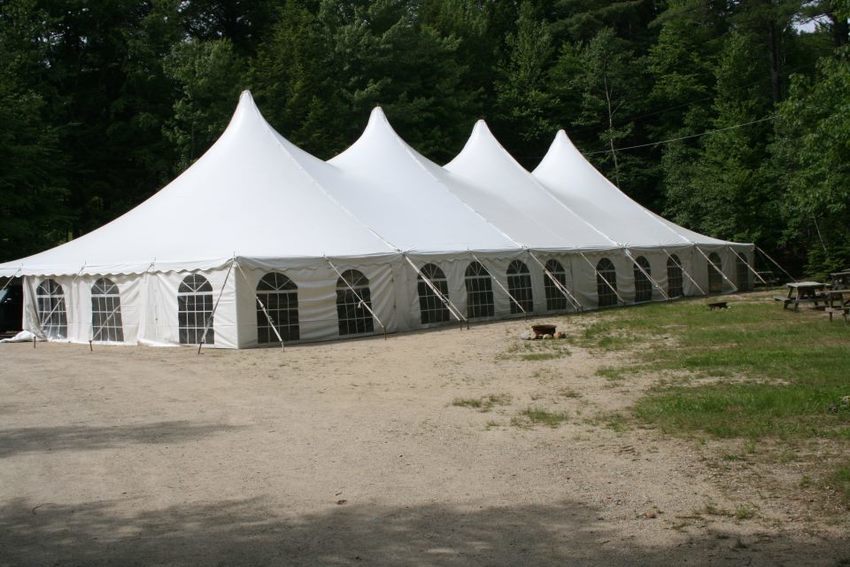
1,317,847,566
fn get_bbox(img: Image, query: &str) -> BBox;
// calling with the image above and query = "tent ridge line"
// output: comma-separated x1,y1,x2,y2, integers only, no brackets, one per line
253,108,400,254
381,120,524,250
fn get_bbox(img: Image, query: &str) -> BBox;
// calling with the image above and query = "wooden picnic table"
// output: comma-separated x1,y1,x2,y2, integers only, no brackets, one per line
825,289,850,309
776,281,827,310
829,270,850,289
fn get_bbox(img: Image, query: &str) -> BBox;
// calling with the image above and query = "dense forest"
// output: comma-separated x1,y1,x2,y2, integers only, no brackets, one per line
1,0,848,275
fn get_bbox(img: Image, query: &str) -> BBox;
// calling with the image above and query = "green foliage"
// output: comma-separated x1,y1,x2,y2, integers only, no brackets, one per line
1,0,847,275
164,39,247,170
513,407,569,428
774,48,850,272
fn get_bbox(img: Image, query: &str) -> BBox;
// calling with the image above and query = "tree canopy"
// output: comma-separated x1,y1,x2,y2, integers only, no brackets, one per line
1,0,848,275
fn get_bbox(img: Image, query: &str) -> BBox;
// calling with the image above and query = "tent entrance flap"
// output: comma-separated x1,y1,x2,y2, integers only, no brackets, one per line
696,247,738,293
527,251,582,311
471,252,527,318
404,255,468,329
662,248,705,296
579,252,625,305
326,257,387,339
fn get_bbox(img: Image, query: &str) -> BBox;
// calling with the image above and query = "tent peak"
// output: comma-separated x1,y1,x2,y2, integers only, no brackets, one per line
369,106,389,124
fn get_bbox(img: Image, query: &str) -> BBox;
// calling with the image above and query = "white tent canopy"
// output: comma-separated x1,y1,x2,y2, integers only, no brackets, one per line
533,130,732,248
444,120,617,251
0,92,398,278
324,107,519,254
0,91,754,348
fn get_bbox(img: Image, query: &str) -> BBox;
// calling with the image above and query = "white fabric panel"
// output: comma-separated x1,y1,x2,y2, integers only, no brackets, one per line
325,109,520,253
0,92,396,278
2,93,757,348
444,121,617,251
533,131,734,247
233,258,401,347
137,266,237,349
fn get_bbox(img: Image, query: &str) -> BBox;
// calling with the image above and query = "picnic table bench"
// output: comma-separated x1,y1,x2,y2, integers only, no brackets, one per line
775,281,827,311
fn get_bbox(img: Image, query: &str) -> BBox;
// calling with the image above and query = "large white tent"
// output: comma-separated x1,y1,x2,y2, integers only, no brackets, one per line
0,91,754,348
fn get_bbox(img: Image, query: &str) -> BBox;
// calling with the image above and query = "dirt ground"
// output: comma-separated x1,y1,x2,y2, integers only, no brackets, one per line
1,314,848,566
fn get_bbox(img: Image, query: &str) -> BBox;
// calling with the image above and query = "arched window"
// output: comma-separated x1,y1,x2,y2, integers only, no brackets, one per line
596,258,618,307
633,256,652,303
667,255,684,298
465,261,494,319
36,279,67,339
417,264,450,325
91,278,123,342
543,259,567,311
178,274,214,345
736,253,751,292
707,252,723,294
507,260,533,314
336,269,374,336
256,272,299,343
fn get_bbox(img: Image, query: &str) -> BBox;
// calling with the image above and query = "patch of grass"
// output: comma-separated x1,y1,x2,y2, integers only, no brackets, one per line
520,352,564,361
514,407,569,428
559,388,581,399
452,397,483,409
619,301,850,441
452,393,512,413
585,411,630,432
832,464,850,501
596,366,628,382
735,504,756,520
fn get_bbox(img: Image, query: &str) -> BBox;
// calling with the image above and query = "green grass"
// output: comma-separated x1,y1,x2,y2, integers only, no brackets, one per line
452,393,512,412
520,352,564,361
568,300,850,440
570,296,850,505
596,366,629,382
833,464,850,501
513,407,569,428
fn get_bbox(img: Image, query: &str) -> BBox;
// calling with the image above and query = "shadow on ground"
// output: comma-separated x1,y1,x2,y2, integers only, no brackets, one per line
0,421,240,458
0,497,847,566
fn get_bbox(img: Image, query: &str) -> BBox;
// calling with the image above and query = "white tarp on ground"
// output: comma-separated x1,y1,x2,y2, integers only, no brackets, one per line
0,91,754,349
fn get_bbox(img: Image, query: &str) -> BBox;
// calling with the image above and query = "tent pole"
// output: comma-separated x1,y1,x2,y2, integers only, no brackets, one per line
35,264,85,342
198,258,235,355
326,258,388,340
0,266,21,293
755,245,796,283
403,255,468,330
470,253,528,319
624,248,669,301
662,248,705,296
728,246,768,286
235,263,285,350
579,252,626,305
527,251,582,312
695,246,738,293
